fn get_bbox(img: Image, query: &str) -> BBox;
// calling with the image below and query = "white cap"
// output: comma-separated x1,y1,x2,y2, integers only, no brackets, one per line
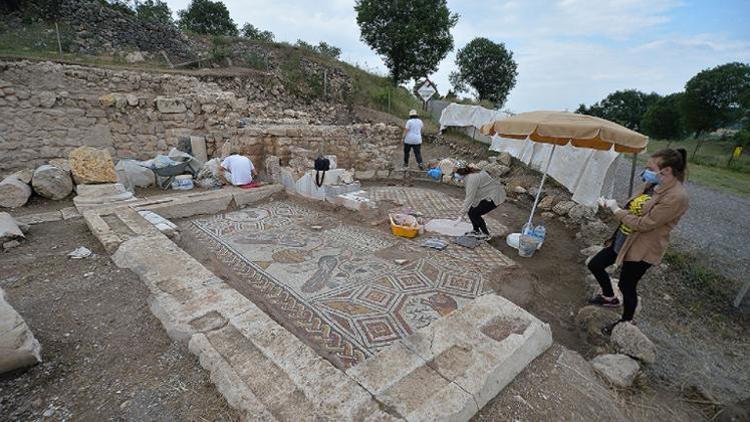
409,109,418,117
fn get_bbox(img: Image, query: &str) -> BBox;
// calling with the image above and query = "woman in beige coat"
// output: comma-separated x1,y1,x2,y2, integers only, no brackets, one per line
588,148,689,334
455,165,506,241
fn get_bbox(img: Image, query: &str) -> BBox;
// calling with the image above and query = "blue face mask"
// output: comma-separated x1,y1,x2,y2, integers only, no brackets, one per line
641,169,661,185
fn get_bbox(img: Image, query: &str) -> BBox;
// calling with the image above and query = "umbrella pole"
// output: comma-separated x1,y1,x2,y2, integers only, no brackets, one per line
527,144,556,228
628,152,638,197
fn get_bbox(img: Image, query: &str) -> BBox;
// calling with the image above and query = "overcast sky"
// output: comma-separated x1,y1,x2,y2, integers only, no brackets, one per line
164,0,750,112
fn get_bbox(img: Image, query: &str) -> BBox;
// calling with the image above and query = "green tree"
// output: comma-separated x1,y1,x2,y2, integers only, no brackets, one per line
449,37,517,108
641,93,685,141
681,62,750,157
355,0,459,85
578,90,661,131
316,41,341,59
241,23,274,42
105,0,136,15
295,39,314,50
178,0,238,36
135,0,172,25
682,62,750,135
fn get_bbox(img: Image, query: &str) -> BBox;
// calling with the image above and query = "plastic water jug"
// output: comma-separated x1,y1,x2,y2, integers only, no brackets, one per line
533,222,546,247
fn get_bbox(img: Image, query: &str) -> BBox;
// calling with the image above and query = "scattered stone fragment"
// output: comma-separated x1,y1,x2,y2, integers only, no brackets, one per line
580,245,604,257
552,200,577,216
32,165,73,200
0,176,32,208
68,146,118,185
68,246,92,259
611,322,656,364
568,204,597,221
0,287,42,374
3,240,21,251
394,259,408,265
591,354,640,388
0,212,25,242
125,51,145,63
49,158,71,173
538,195,558,210
513,186,527,194
11,169,33,184
497,152,512,166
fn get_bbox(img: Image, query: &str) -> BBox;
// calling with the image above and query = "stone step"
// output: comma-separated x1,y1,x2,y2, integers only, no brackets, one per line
347,294,553,421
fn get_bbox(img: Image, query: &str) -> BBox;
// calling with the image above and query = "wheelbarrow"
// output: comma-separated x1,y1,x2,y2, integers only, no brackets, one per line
150,162,195,189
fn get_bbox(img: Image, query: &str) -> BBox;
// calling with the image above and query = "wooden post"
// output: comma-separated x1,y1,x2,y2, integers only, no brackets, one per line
734,280,750,308
323,69,328,98
628,152,638,197
387,88,391,114
55,22,63,58
160,51,174,68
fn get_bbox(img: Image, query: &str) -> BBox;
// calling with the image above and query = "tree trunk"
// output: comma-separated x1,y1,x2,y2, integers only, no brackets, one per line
691,133,703,160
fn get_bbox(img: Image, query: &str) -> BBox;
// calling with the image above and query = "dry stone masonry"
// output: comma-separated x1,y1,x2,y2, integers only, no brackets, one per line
0,60,400,179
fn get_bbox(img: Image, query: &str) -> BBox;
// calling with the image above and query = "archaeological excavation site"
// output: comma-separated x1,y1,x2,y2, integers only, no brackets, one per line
2,2,749,421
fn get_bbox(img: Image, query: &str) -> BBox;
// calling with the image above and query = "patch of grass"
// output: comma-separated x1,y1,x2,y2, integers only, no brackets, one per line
641,138,750,197
340,62,423,120
647,138,750,173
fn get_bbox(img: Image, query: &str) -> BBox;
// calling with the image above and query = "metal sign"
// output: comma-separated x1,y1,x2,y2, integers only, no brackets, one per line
417,82,436,102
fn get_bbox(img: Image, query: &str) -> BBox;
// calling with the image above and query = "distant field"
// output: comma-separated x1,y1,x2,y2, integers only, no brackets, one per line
642,138,750,197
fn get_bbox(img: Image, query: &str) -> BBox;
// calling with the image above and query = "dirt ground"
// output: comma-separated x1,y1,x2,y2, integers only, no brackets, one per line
2,132,748,421
0,219,240,422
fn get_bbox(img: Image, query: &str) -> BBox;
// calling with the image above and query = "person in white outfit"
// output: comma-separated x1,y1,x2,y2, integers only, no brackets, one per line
455,165,506,240
402,109,424,170
221,150,257,186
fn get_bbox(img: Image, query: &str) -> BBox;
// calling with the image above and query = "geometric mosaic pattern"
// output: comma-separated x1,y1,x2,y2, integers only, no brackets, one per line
187,189,515,370
369,186,514,269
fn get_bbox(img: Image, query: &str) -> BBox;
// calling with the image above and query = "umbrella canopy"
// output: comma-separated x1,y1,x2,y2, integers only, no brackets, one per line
480,110,648,153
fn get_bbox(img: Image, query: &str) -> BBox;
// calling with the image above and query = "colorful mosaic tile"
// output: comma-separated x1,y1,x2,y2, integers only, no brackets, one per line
186,189,515,369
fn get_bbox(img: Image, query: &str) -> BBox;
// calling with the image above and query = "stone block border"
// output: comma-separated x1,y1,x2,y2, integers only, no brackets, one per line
80,185,552,421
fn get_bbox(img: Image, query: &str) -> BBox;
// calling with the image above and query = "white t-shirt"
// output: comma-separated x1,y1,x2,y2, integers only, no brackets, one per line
404,118,423,145
221,155,254,185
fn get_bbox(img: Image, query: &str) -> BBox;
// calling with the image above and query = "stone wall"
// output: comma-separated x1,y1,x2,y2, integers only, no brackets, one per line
59,0,195,60
0,60,399,175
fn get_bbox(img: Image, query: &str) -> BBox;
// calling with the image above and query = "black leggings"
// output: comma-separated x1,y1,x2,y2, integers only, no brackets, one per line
587,245,652,321
403,143,423,166
468,200,497,235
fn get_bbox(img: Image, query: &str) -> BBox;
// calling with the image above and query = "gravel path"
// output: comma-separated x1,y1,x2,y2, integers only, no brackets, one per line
613,158,750,294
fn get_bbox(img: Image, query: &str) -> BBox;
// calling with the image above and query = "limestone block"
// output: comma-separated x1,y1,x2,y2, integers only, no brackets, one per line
49,158,71,173
611,322,656,364
74,183,136,212
32,165,73,200
0,212,24,241
11,169,33,184
155,96,186,114
355,170,375,180
190,136,208,163
0,176,31,208
125,51,145,63
591,354,640,388
68,146,118,185
553,200,577,216
0,287,42,374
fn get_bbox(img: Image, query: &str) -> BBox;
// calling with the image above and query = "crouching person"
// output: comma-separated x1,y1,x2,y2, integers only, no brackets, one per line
221,150,257,187
455,164,506,241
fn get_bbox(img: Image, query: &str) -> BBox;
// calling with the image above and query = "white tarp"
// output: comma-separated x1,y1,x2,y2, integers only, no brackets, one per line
490,136,621,207
439,103,510,131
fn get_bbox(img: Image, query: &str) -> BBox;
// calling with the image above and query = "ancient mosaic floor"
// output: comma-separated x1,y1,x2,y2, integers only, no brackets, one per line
187,188,514,369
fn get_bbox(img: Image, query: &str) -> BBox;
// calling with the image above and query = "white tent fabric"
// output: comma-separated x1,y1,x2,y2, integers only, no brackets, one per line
439,103,510,131
490,136,621,207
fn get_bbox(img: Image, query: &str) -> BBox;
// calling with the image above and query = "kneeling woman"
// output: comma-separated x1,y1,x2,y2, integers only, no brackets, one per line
455,165,506,240
588,148,689,333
